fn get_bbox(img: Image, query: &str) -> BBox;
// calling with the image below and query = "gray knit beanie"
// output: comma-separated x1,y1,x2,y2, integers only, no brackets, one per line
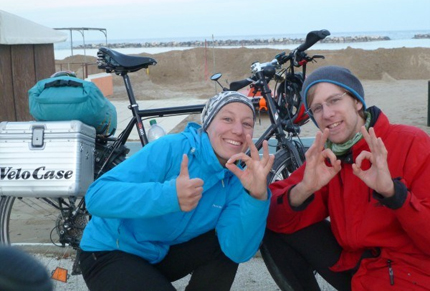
301,65,366,116
201,91,256,131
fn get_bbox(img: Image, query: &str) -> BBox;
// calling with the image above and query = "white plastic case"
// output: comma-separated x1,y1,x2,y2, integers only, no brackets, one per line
0,120,95,197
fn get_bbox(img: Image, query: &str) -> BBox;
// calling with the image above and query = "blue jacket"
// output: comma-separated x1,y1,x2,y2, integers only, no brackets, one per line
80,123,270,263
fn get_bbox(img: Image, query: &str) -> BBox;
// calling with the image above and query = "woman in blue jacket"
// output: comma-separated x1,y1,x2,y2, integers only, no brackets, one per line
79,91,274,291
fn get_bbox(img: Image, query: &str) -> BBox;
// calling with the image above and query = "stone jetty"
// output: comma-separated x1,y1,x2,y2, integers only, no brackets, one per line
74,35,393,49
413,33,430,39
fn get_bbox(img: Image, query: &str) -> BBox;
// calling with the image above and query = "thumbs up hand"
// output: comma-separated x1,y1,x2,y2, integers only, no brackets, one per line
176,154,204,212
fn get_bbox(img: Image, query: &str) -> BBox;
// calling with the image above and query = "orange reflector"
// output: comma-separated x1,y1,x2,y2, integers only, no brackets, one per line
259,98,268,112
51,267,69,283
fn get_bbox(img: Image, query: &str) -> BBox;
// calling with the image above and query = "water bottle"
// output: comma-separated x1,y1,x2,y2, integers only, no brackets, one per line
147,119,166,142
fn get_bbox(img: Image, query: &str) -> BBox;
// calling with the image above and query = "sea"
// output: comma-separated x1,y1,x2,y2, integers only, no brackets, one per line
54,30,429,60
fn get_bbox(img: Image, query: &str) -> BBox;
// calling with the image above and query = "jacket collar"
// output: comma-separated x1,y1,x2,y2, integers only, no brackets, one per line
182,122,233,180
337,106,386,164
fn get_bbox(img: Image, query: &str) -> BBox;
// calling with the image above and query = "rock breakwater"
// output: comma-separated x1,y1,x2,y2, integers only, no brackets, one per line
74,35,392,49
413,33,430,39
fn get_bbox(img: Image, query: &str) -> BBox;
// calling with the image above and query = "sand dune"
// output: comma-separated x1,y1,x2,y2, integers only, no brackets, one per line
56,47,430,135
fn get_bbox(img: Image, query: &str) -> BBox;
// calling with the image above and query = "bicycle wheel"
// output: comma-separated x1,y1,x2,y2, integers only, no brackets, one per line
261,148,301,291
0,195,89,290
262,146,333,291
268,142,303,184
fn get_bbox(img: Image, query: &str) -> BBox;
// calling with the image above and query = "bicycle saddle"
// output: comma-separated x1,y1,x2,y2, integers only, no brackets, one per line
97,47,157,74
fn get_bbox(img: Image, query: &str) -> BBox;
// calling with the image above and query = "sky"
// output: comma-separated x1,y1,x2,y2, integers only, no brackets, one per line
1,0,430,42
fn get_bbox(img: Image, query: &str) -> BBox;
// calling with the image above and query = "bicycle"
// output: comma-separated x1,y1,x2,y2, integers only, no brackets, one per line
0,29,329,289
0,48,205,286
211,29,332,291
212,29,330,183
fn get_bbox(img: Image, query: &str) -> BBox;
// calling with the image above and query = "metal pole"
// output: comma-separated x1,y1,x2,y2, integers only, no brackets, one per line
212,34,216,75
212,35,217,94
70,30,73,56
428,80,430,127
82,30,87,64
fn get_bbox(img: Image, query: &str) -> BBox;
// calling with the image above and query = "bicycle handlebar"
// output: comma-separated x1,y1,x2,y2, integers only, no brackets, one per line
230,78,254,91
228,61,277,91
296,29,330,52
277,29,330,66
229,29,330,91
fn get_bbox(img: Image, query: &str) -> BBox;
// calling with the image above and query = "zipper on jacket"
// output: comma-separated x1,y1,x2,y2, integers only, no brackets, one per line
387,259,394,285
338,171,343,187
117,225,121,248
221,179,225,188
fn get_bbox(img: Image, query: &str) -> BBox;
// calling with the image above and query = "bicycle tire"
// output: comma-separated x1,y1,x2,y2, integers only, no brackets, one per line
261,147,302,291
266,148,293,183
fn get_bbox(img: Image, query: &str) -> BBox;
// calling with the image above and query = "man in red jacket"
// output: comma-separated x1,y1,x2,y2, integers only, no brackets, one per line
264,65,430,291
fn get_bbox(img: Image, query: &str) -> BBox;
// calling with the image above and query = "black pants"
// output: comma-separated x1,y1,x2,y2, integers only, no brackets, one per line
263,220,352,291
79,230,238,291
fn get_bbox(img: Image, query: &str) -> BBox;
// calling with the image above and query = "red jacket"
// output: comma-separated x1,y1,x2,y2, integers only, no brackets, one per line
268,109,430,290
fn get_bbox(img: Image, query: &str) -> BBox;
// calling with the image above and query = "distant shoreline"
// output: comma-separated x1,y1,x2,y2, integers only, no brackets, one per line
73,34,429,50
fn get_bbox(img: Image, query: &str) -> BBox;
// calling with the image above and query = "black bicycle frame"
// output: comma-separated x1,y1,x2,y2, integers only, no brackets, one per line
115,73,205,147
245,67,295,157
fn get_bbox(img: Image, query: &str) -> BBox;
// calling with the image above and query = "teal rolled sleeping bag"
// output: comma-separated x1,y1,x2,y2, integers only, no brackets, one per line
28,76,117,136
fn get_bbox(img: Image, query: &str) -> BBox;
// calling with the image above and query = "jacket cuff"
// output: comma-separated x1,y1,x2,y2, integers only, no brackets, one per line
373,178,408,210
285,184,315,211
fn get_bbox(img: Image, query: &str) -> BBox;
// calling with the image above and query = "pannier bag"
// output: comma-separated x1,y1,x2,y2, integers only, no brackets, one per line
28,76,117,136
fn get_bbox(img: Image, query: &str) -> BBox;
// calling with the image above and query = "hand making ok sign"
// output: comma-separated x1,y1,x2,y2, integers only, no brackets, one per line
225,134,275,200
